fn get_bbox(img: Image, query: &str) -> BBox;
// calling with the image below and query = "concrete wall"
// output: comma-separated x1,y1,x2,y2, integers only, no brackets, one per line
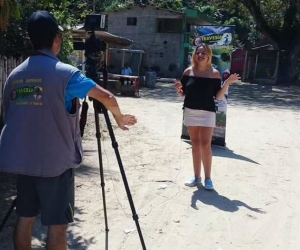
104,6,183,77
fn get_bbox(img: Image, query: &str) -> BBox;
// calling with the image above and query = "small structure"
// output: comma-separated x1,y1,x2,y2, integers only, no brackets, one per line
242,44,280,84
102,5,211,77
71,28,142,96
71,27,134,68
107,48,145,76
107,48,145,96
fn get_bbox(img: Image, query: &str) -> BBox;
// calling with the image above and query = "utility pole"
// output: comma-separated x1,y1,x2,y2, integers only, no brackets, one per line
93,0,96,13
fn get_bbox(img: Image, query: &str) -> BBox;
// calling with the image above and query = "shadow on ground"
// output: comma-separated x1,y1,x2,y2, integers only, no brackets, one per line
101,80,300,110
133,81,300,110
228,83,300,110
0,169,98,249
212,145,259,165
76,163,119,179
191,186,265,213
0,172,17,247
29,206,95,250
140,83,182,103
182,140,259,165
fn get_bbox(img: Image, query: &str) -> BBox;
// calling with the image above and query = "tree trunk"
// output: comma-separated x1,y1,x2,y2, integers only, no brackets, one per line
277,43,300,85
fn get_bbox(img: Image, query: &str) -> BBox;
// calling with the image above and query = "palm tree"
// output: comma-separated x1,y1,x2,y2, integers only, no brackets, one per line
0,0,21,30
0,0,70,30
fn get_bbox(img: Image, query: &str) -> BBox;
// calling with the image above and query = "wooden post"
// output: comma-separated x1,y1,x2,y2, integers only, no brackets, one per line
274,51,280,84
138,53,143,77
105,44,109,66
242,51,248,81
81,38,86,75
122,50,125,68
253,53,259,80
246,56,251,80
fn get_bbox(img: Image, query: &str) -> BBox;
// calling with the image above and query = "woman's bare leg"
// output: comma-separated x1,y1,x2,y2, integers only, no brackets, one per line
198,127,214,179
187,126,201,178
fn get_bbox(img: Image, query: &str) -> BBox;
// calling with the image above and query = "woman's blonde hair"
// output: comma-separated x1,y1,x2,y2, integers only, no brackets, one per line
191,43,213,67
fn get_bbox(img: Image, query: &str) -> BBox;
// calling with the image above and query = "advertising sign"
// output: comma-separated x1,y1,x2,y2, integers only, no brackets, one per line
181,25,235,147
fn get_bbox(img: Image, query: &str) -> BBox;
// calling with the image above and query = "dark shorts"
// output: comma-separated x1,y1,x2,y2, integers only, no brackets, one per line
16,169,75,226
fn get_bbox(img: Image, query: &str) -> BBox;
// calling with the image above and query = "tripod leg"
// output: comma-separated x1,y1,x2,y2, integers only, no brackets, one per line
0,198,17,234
102,109,147,250
94,108,109,232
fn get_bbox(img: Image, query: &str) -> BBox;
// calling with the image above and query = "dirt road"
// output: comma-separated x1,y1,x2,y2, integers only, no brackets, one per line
1,81,300,250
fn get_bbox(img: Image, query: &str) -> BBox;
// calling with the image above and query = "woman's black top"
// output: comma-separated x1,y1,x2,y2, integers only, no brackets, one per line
181,75,222,112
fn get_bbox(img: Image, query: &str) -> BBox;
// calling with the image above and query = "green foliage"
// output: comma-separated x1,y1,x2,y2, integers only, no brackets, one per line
2,0,300,81
152,0,183,10
104,1,134,11
0,0,21,30
49,1,78,63
211,0,300,47
210,0,300,81
0,0,77,62
0,0,259,60
195,1,259,48
0,18,30,57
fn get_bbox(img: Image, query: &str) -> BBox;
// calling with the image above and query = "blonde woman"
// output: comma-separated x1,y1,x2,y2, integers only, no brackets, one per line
175,44,240,189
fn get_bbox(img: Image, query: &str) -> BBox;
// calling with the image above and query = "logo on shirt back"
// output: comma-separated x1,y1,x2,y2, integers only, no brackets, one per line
33,87,43,100
10,86,43,107
11,86,43,101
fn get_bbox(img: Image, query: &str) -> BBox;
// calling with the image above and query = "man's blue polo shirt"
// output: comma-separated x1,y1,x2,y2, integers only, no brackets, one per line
65,72,96,112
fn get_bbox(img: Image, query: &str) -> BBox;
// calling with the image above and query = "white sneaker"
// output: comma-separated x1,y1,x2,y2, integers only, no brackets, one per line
184,177,202,187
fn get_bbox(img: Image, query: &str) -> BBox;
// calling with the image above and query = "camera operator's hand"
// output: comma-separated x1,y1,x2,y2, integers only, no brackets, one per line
114,114,137,130
88,85,137,130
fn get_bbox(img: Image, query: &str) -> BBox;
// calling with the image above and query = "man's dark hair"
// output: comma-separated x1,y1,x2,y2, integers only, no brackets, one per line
27,10,63,50
30,33,58,50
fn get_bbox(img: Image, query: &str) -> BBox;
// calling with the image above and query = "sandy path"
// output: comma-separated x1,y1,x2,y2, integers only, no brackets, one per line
0,82,300,250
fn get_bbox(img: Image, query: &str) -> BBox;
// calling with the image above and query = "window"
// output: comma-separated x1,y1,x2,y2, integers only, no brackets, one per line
157,18,182,33
127,17,137,26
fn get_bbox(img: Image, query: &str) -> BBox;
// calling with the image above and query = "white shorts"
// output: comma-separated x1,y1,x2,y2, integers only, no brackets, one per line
183,108,216,127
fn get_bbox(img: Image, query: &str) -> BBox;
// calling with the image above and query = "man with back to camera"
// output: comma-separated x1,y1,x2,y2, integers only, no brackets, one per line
0,10,137,250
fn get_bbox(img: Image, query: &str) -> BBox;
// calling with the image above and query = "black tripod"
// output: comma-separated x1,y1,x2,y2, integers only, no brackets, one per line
83,55,146,249
0,198,16,233
92,99,146,249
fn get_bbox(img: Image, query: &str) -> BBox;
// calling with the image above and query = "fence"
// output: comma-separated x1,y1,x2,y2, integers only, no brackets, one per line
0,56,23,128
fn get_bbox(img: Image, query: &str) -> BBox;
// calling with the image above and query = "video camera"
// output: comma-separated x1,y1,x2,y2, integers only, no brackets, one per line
83,14,108,80
85,14,108,32
84,14,107,59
